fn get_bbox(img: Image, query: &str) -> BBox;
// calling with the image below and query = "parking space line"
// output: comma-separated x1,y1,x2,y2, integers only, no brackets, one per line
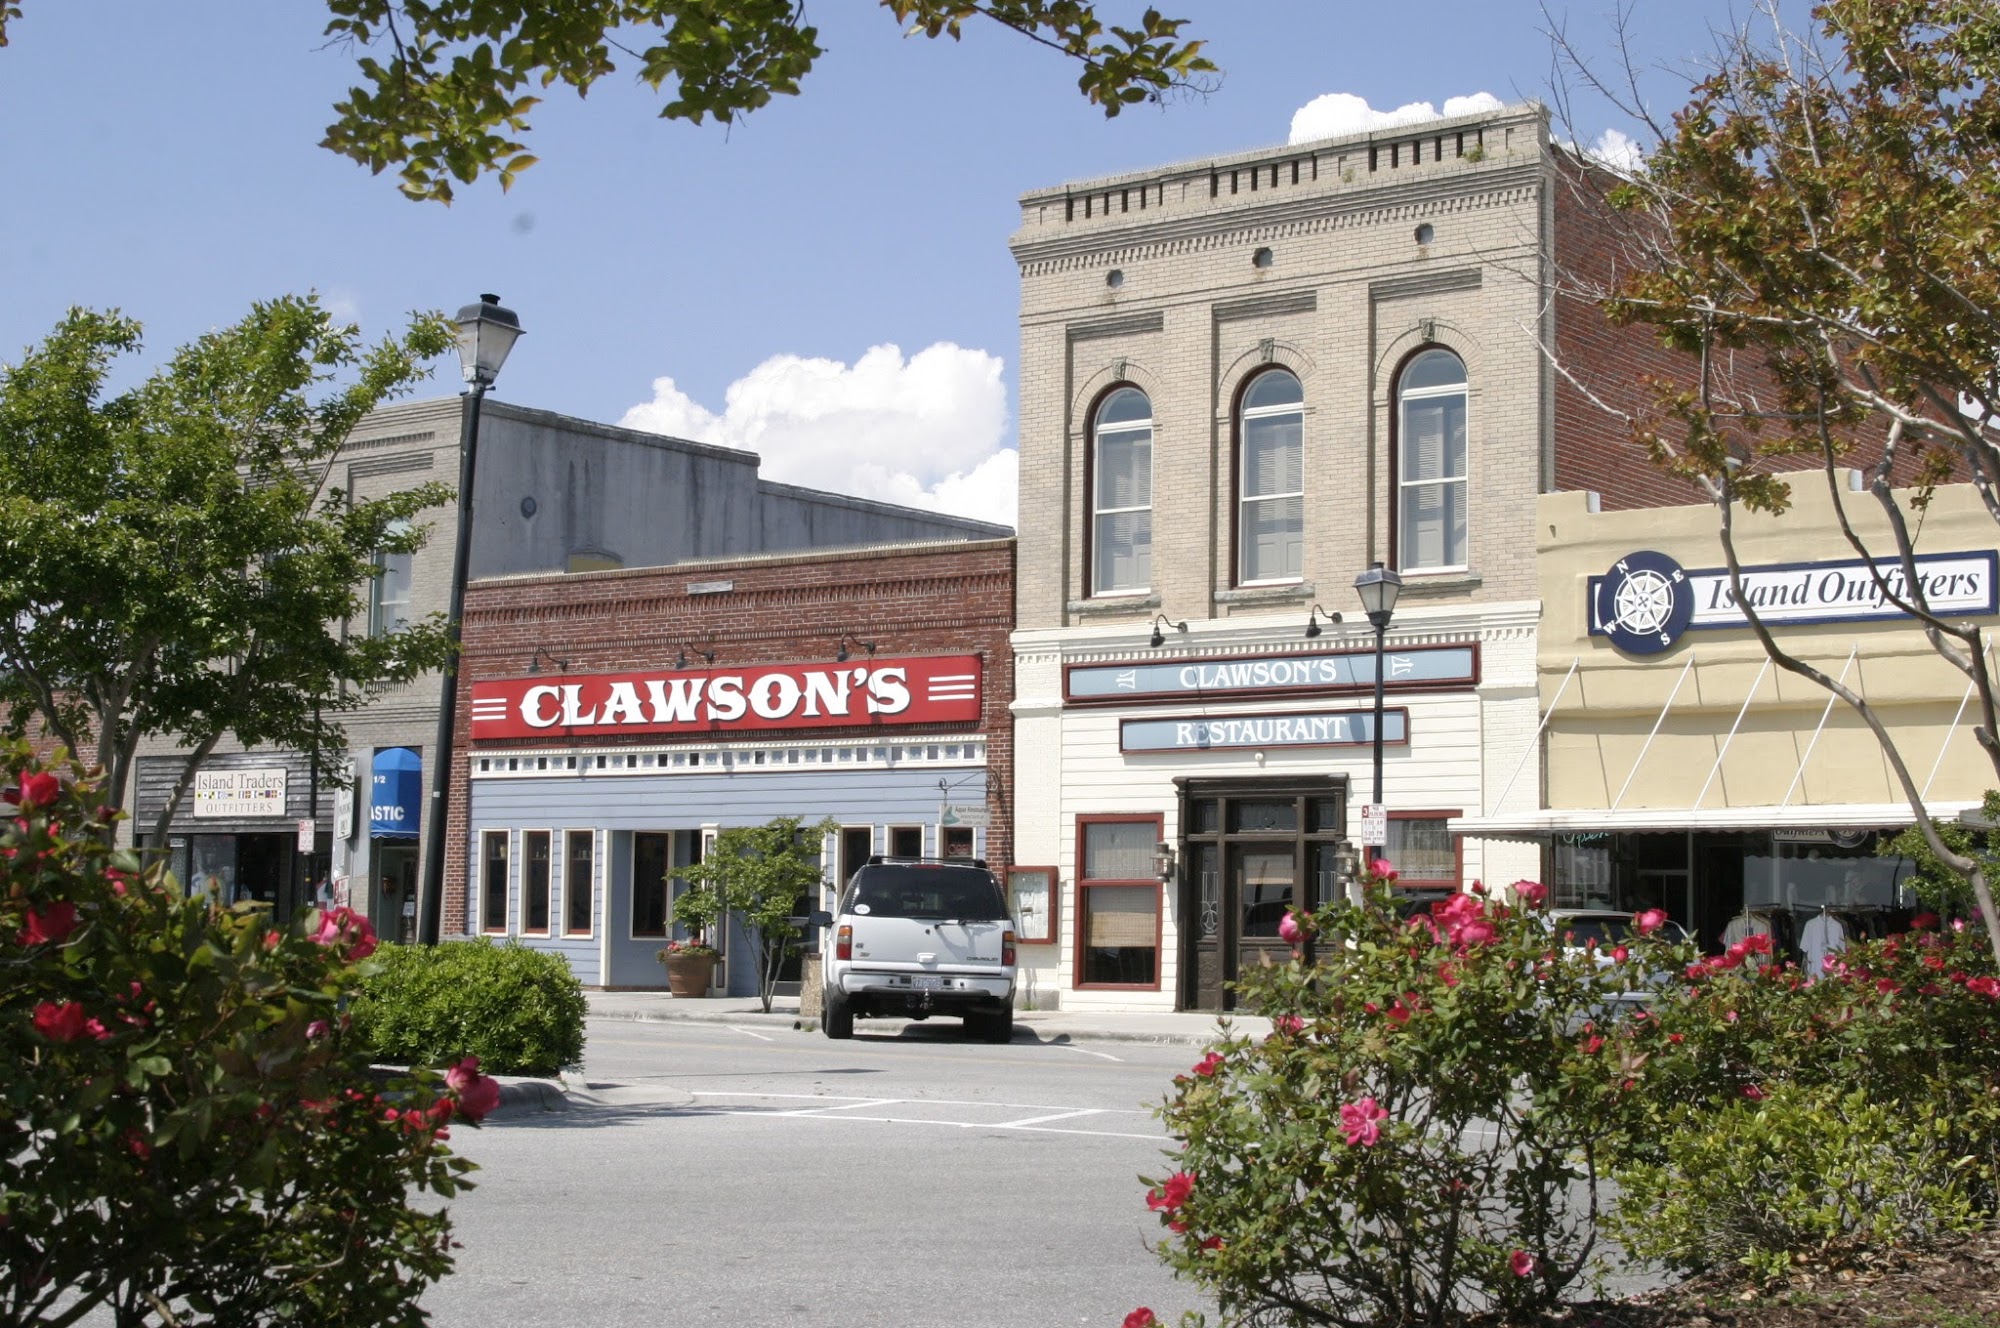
725,1025,774,1042
773,1099,904,1117
1054,1043,1124,1062
991,1108,1106,1128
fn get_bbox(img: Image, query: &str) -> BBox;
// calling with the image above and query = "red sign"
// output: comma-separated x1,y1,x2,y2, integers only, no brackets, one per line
468,655,982,740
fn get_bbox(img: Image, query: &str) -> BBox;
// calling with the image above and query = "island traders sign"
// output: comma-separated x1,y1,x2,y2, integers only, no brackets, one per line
468,656,981,740
1590,549,2000,656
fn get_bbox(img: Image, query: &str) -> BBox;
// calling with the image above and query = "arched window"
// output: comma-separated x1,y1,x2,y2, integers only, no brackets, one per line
1238,369,1304,584
1396,349,1468,571
1091,387,1153,594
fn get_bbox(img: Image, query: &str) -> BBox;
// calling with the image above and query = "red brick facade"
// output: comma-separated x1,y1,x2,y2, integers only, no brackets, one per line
442,538,1017,934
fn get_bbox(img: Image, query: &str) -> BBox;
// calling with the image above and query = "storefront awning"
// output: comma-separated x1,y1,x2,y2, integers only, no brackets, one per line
370,747,422,840
1451,800,1981,841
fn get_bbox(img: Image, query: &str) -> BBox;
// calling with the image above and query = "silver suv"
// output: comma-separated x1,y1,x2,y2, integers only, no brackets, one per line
815,858,1017,1042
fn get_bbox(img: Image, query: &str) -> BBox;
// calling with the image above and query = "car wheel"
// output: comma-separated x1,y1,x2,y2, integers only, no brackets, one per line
823,989,854,1040
972,1006,1013,1044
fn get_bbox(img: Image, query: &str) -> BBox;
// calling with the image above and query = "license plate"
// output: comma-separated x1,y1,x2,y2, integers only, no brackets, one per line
912,975,943,991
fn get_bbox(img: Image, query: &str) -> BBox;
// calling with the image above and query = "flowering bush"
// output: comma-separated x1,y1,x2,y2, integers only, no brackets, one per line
0,745,497,1325
1608,922,2000,1278
1147,866,1685,1325
660,937,720,959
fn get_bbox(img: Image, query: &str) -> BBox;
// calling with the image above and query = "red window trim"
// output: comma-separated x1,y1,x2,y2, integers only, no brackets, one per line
1386,808,1464,890
1073,813,1165,991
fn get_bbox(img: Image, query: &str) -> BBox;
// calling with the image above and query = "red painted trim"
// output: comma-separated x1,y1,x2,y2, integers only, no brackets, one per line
1387,808,1465,889
1072,813,1166,991
1004,865,1059,944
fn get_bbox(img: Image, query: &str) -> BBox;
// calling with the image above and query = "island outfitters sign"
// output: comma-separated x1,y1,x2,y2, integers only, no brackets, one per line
1590,549,2000,656
468,656,981,740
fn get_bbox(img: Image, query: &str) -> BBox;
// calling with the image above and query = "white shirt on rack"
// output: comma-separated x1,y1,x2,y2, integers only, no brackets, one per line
1801,911,1848,979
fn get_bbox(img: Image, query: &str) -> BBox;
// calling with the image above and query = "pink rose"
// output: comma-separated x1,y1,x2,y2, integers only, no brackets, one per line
1510,1249,1535,1278
15,771,59,809
1370,858,1399,882
311,906,379,961
33,1000,107,1043
1513,880,1548,908
1191,1051,1224,1078
445,1055,503,1121
1147,1171,1195,1215
306,1020,331,1041
1610,945,1629,962
19,902,79,946
1272,1014,1304,1035
1965,976,2000,999
1339,1097,1389,1147
1911,911,1940,931
1454,919,1497,948
1742,1084,1766,1100
1634,908,1668,936
1124,1310,1161,1328
1277,911,1308,945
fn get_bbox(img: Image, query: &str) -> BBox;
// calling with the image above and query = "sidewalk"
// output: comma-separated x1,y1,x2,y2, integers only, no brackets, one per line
584,989,1266,1047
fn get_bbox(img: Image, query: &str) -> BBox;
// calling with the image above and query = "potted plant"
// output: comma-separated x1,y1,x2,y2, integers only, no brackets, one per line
660,883,724,997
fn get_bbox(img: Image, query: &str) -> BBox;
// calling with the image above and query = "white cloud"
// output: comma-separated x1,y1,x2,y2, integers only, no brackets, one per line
1586,128,1645,175
619,342,1015,526
1288,91,1506,145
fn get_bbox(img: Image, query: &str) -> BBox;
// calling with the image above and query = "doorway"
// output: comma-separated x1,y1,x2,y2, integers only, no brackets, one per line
376,844,419,943
1178,777,1347,1012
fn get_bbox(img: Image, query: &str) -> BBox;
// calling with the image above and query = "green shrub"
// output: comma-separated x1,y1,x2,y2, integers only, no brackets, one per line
1149,871,1683,1326
1613,1083,1985,1282
351,938,587,1075
1,746,490,1326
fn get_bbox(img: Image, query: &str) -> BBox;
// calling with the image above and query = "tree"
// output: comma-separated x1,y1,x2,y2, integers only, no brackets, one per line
0,3,1214,204
1565,0,2000,963
0,295,458,847
673,814,838,1012
1,746,501,1327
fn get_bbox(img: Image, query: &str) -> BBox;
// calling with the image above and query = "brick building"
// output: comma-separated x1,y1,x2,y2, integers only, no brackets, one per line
1007,101,1712,1011
448,537,1016,993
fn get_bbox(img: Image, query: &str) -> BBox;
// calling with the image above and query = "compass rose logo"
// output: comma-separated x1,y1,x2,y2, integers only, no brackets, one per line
1594,550,1694,655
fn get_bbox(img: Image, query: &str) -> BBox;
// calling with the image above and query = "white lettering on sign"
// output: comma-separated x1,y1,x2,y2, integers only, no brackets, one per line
469,656,980,739
1122,709,1407,753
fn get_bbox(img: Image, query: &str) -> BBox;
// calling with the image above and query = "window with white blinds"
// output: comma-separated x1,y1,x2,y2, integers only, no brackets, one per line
1078,818,1161,987
1396,350,1468,571
1239,370,1304,584
1092,387,1154,594
1385,816,1459,885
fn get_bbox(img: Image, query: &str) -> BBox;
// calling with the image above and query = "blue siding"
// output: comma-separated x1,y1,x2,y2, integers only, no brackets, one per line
468,767,986,991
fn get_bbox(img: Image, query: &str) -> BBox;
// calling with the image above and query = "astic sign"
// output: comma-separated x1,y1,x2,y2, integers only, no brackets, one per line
370,747,422,840
296,819,316,854
1120,708,1408,753
192,768,287,819
939,802,990,829
469,656,982,740
1590,548,2000,655
1359,803,1387,846
1069,645,1475,703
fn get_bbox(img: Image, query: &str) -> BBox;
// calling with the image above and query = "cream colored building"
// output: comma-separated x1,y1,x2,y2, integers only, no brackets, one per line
1455,480,1998,953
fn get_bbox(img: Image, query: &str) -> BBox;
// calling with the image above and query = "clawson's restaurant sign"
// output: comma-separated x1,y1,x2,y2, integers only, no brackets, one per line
468,656,981,740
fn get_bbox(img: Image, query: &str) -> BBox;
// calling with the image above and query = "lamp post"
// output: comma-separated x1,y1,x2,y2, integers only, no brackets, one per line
1352,560,1402,867
417,294,522,946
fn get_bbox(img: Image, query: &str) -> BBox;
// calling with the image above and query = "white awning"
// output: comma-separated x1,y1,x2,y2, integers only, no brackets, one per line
1451,800,1981,840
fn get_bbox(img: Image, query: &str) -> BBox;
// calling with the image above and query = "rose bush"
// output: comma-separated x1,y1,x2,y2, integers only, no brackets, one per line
1146,865,1688,1326
0,745,496,1326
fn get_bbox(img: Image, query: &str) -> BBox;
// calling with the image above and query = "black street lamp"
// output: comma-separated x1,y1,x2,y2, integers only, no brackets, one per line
1352,560,1402,866
417,294,522,946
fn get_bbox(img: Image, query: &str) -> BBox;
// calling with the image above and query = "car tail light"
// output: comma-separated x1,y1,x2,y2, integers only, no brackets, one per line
836,924,852,961
1002,929,1016,967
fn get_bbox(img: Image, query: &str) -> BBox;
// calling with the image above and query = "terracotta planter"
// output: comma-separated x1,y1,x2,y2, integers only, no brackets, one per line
662,951,717,998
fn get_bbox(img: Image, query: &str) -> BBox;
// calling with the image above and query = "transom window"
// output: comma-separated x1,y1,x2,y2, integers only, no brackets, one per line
1396,349,1468,571
1091,387,1153,595
1238,370,1304,584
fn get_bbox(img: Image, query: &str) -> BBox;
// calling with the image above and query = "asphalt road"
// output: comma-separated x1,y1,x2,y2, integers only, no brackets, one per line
418,1017,1216,1328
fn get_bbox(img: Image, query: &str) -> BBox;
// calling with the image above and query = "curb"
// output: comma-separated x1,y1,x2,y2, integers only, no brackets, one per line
492,1077,571,1114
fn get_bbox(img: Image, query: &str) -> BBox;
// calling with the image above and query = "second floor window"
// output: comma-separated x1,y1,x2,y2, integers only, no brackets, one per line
370,519,413,636
1397,349,1468,571
1238,370,1304,584
1091,387,1153,595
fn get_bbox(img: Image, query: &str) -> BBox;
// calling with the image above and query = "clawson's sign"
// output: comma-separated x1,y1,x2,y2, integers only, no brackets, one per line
468,656,981,740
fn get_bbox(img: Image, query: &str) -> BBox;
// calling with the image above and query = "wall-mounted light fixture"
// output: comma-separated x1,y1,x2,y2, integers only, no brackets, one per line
673,642,716,670
1153,840,1177,882
525,646,570,674
835,634,877,663
1148,614,1188,649
1304,604,1342,639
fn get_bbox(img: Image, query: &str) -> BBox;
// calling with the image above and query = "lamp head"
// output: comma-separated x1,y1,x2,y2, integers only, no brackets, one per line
453,294,523,387
1148,614,1186,649
1353,561,1403,627
1305,604,1341,639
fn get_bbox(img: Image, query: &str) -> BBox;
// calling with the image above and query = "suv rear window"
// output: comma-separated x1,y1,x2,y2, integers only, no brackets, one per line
847,868,1007,921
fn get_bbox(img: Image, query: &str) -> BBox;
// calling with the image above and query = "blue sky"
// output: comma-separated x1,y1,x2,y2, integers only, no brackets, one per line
1,1,1770,521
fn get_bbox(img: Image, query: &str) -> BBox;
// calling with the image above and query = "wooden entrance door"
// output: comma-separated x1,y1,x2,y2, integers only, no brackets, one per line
1181,779,1348,1011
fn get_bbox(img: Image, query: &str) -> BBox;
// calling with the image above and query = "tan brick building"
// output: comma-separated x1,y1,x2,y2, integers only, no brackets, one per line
1007,102,1686,1011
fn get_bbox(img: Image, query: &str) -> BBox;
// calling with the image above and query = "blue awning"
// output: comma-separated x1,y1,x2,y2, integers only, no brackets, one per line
370,747,422,840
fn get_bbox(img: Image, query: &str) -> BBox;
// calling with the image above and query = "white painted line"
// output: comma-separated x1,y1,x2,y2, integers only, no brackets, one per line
700,1109,1160,1142
689,1089,1149,1116
991,1108,1107,1128
1054,1043,1123,1062
774,1099,904,1117
725,1025,774,1042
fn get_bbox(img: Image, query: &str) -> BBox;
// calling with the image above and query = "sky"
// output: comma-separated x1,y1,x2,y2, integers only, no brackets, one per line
0,1,1775,525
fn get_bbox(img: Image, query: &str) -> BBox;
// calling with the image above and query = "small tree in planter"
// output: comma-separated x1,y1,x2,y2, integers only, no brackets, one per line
672,815,838,1012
